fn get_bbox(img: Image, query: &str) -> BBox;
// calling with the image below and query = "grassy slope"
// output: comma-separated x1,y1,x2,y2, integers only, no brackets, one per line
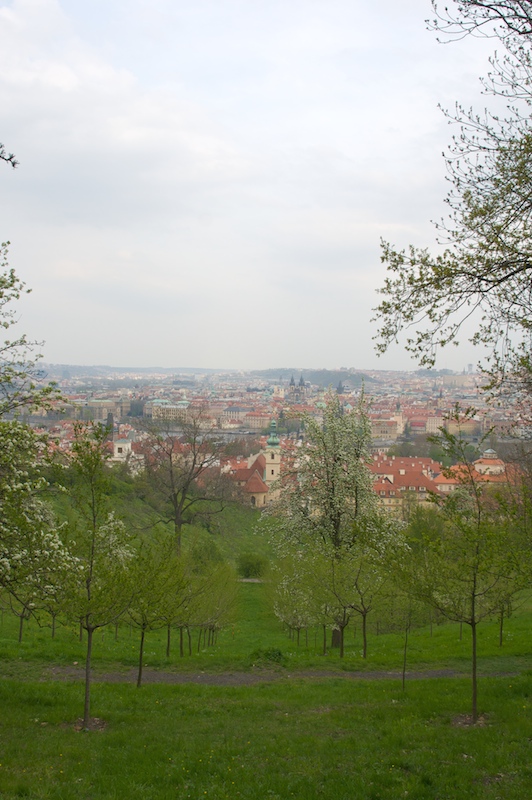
1,586,531,799
2,492,532,799
0,673,531,799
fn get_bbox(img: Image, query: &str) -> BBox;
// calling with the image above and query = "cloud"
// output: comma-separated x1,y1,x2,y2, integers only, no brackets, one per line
0,0,497,370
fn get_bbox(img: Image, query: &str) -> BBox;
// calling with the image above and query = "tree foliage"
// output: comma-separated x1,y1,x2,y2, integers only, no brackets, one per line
374,0,532,391
399,410,529,720
0,142,18,169
0,421,71,620
268,393,377,553
267,393,401,654
127,533,189,686
0,244,58,416
64,423,135,729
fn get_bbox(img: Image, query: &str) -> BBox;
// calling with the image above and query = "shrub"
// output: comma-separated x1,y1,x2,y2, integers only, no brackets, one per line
237,552,268,579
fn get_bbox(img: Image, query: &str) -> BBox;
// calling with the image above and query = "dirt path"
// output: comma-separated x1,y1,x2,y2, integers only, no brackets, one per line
37,665,496,686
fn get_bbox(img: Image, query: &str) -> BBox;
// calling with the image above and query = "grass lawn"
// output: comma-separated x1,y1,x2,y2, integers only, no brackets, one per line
0,674,531,799
1,582,531,799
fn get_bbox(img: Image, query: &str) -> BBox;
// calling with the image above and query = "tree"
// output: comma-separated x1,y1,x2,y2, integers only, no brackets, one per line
0,142,18,169
374,1,532,392
0,141,70,642
269,393,377,553
63,423,135,729
0,244,59,417
400,410,528,721
189,562,238,650
271,553,319,646
137,407,233,554
0,421,72,638
127,533,189,686
267,393,396,651
429,2,532,40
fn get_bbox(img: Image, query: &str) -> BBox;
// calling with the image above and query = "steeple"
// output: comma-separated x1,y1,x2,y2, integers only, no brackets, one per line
267,419,280,448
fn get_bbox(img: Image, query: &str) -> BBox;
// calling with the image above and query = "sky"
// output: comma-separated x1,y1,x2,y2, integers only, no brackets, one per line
0,0,499,371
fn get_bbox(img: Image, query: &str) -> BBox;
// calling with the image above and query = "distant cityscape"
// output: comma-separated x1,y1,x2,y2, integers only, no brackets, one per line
36,363,525,443
22,363,528,519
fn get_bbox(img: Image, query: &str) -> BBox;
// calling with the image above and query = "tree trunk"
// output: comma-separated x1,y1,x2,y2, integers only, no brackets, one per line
330,628,341,648
83,626,93,730
166,624,171,658
174,520,182,557
402,622,409,691
179,626,184,657
339,625,345,659
137,627,146,688
187,626,192,656
18,613,24,643
471,620,478,723
51,614,56,639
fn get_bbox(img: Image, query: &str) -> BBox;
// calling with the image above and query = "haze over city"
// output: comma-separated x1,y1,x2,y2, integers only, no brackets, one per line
1,0,497,371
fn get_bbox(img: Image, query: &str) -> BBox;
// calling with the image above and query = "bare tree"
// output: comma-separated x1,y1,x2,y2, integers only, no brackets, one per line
137,406,233,554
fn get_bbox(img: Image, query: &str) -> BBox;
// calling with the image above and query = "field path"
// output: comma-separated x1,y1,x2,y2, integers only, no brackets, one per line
38,665,509,686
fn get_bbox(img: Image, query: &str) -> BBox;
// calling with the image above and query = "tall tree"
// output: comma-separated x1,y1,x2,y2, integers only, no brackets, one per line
0,421,72,637
399,410,528,721
374,0,532,393
269,393,377,553
1,141,57,415
64,423,135,729
138,407,232,554
267,393,396,651
0,141,67,643
0,244,59,416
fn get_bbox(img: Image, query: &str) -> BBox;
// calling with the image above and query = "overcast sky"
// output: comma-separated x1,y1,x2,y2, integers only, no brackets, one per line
0,0,498,371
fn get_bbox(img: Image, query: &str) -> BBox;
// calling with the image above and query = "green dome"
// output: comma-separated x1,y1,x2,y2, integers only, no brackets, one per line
267,419,280,447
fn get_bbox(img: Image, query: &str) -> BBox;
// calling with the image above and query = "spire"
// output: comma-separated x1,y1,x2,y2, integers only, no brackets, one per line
267,419,280,447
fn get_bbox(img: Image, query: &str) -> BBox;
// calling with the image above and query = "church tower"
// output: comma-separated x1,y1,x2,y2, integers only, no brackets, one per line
264,419,281,491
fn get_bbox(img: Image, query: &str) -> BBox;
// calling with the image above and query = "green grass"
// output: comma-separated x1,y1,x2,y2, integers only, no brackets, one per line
1,582,531,677
1,581,532,798
0,674,531,799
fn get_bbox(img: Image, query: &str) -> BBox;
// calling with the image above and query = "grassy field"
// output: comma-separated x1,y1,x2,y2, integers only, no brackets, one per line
1,674,531,799
1,580,531,799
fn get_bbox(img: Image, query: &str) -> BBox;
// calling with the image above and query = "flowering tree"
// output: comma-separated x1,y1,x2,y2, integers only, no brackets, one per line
270,392,377,552
0,244,59,417
267,392,398,652
0,421,72,638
